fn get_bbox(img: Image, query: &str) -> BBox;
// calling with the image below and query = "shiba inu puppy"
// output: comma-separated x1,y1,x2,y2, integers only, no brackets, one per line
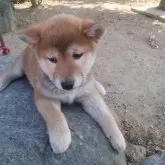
0,14,126,154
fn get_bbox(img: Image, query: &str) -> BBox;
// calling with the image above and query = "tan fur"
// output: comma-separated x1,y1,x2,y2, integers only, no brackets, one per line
0,14,126,153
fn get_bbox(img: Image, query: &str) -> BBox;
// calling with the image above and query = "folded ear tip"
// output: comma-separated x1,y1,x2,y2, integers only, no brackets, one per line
17,34,28,43
17,34,25,40
17,33,38,44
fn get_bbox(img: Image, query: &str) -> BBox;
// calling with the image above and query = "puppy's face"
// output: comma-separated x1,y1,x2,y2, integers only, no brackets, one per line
19,14,105,91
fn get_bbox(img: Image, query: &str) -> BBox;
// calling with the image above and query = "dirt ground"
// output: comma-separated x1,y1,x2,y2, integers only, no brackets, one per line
4,0,165,156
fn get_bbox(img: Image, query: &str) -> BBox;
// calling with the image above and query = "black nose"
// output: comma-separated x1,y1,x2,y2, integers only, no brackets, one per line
61,79,74,90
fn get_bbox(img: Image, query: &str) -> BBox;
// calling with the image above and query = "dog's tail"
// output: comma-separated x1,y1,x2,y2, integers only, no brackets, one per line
0,55,24,92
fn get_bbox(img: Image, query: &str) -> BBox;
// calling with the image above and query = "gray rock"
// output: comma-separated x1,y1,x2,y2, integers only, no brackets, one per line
0,56,127,165
142,153,165,165
126,143,146,164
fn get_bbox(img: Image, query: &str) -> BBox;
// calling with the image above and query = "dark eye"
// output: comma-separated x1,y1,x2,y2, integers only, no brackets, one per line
73,53,83,60
48,57,57,63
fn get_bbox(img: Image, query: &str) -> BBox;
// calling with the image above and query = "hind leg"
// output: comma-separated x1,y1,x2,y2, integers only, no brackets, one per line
0,55,24,91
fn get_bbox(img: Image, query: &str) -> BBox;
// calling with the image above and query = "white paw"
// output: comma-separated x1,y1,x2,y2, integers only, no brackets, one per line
108,130,126,152
48,128,71,154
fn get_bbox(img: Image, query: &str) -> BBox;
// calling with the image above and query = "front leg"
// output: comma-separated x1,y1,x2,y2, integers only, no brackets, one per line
79,88,126,152
34,91,71,154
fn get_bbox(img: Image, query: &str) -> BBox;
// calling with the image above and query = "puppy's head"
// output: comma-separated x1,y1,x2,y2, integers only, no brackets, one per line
19,14,105,91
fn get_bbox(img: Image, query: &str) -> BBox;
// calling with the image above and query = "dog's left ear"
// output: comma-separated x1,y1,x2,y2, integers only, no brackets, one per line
83,20,105,40
17,26,41,45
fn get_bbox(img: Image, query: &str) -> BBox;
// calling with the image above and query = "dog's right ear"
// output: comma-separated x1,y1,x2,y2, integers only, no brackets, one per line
17,27,41,44
82,19,105,41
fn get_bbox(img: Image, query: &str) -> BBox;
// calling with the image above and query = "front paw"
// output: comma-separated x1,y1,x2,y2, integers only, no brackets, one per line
48,127,71,154
108,130,126,152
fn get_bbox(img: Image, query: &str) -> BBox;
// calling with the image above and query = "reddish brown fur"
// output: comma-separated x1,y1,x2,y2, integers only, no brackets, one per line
32,16,97,55
22,15,101,80
54,55,81,78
